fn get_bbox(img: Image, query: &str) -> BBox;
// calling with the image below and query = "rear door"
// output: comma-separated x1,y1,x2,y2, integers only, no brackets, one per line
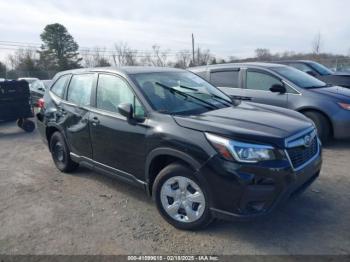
209,68,248,100
60,73,96,158
244,68,288,107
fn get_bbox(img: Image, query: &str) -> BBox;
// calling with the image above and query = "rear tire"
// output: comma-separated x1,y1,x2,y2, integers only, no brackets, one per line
153,162,213,230
21,119,35,132
16,118,23,128
303,111,330,143
49,131,79,172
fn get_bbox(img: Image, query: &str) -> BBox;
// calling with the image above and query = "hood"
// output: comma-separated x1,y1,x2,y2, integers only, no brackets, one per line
309,85,350,101
173,103,313,148
333,72,350,76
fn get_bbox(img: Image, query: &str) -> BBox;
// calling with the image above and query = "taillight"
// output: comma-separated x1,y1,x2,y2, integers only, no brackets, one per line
37,98,45,108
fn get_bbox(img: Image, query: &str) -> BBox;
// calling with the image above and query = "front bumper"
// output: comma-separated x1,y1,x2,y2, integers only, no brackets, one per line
332,109,350,139
199,148,322,221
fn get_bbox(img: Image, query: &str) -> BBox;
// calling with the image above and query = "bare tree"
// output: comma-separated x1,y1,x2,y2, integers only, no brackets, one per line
174,50,191,68
81,47,111,68
139,44,170,67
312,32,322,55
196,48,213,65
255,48,272,61
113,42,138,66
7,48,38,70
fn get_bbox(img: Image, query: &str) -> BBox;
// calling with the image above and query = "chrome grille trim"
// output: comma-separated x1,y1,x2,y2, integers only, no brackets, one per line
284,127,320,171
284,126,315,148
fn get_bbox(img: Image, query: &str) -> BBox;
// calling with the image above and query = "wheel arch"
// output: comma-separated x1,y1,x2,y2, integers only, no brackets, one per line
45,124,65,150
145,148,203,196
297,107,334,137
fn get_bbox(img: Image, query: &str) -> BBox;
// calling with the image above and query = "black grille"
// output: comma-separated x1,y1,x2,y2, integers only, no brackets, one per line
286,136,318,169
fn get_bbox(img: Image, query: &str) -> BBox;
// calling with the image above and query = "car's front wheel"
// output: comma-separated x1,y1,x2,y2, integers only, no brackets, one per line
303,111,331,143
153,163,213,230
49,131,79,172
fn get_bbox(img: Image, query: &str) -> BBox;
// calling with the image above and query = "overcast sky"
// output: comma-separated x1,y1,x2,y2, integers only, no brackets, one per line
0,0,349,60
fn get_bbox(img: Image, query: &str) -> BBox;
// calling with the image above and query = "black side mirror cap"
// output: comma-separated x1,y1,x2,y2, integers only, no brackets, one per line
118,103,133,119
306,71,317,77
270,84,286,94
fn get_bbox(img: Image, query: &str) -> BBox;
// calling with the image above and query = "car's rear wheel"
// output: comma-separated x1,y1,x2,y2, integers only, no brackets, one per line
153,163,213,230
16,118,23,128
303,111,331,143
21,119,35,132
49,131,78,172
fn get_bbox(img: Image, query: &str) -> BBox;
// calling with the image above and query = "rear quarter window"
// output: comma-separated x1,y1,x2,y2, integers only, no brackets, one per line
210,70,239,88
193,70,208,80
50,74,71,98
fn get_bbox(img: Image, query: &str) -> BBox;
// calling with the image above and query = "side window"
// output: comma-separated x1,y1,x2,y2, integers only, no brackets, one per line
194,71,207,79
96,74,145,118
67,74,94,106
51,75,70,98
210,70,239,88
285,84,299,94
246,71,282,91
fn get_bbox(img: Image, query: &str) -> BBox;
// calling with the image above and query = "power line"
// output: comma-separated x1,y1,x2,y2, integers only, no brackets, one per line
0,40,192,55
0,45,185,58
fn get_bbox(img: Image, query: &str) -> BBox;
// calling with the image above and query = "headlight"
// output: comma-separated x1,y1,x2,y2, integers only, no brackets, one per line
205,133,276,163
338,102,350,110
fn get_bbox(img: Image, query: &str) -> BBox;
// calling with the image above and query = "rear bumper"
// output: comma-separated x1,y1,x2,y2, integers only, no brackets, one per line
199,149,322,221
332,109,350,139
35,112,48,145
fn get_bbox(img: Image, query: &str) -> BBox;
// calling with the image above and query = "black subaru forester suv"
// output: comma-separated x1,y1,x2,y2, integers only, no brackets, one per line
36,67,322,230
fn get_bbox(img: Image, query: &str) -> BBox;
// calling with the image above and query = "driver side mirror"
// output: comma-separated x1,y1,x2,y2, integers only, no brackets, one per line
118,103,133,119
270,84,286,94
306,70,317,77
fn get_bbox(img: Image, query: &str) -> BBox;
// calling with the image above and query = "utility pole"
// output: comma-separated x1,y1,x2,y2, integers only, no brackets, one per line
197,47,200,65
192,33,195,66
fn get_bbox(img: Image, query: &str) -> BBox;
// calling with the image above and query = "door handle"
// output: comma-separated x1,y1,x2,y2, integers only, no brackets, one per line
91,116,100,126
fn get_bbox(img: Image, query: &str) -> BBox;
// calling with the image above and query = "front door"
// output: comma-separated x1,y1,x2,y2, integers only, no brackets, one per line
89,73,148,179
244,69,288,107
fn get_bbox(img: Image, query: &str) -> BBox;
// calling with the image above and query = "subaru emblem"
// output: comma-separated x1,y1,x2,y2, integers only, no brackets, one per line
304,135,312,147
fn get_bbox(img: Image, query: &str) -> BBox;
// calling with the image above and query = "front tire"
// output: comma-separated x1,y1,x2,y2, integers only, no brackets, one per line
49,131,79,172
303,111,331,143
153,163,213,230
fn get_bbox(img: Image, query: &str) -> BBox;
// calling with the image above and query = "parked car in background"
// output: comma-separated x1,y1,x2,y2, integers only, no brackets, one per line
275,60,350,88
189,63,350,142
42,80,52,89
18,77,39,84
36,67,321,230
29,80,46,104
28,79,52,106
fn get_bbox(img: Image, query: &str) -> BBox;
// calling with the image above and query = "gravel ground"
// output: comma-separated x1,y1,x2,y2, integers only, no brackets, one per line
0,120,349,255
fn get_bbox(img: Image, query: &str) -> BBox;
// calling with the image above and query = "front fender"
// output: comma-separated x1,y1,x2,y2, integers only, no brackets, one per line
145,147,202,183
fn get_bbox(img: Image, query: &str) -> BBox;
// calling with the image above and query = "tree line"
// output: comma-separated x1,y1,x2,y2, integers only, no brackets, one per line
0,23,349,79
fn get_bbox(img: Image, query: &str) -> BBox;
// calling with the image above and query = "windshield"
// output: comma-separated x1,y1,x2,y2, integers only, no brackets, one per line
308,61,333,75
270,66,327,88
131,71,232,115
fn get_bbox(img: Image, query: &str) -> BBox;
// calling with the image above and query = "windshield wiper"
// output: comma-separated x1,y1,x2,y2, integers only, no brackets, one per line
178,85,232,106
307,84,331,89
155,82,219,110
